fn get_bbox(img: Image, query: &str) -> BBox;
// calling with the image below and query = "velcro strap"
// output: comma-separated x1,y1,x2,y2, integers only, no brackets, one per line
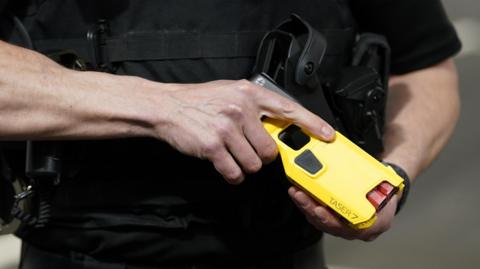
34,31,266,64
34,29,354,64
106,31,265,61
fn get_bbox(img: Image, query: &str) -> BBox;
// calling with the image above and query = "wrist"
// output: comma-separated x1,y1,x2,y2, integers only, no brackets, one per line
383,161,411,215
124,76,179,139
67,71,174,139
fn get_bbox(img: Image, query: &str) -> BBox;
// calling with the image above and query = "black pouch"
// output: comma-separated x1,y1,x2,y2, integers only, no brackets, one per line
332,33,390,155
253,15,391,156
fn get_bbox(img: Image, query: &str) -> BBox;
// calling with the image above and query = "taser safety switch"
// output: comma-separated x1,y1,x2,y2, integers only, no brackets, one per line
251,73,405,229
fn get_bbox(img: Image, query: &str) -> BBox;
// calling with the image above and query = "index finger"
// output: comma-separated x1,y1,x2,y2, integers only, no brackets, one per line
250,82,336,141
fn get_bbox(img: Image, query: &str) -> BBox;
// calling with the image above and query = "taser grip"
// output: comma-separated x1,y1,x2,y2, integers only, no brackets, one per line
262,117,405,229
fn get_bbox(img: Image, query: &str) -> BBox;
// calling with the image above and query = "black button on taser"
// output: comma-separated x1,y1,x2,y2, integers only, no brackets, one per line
295,150,323,175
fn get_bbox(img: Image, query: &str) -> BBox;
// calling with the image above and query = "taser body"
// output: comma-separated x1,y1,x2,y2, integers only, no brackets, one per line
263,118,404,229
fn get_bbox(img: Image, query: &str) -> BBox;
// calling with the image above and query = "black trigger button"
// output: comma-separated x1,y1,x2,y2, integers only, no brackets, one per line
294,149,323,175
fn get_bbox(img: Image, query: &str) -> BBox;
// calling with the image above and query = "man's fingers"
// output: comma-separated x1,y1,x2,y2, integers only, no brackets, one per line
252,84,336,141
289,188,333,231
289,186,321,219
313,206,362,238
225,130,263,174
210,148,244,185
243,119,279,164
288,186,362,239
288,185,397,241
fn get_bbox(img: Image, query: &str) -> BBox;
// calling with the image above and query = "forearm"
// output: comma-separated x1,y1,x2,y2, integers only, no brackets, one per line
381,59,460,181
0,41,170,140
0,41,336,182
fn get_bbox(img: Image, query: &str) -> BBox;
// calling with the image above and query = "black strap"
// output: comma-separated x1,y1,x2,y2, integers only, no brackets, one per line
34,31,266,64
33,29,354,66
107,31,265,61
384,162,411,215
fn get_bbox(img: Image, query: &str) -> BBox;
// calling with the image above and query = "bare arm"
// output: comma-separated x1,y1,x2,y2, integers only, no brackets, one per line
0,40,159,140
0,41,335,183
289,58,460,240
381,59,460,180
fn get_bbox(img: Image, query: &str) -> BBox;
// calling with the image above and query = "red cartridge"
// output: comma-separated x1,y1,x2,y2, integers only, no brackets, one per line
367,189,387,209
378,182,395,196
367,181,396,211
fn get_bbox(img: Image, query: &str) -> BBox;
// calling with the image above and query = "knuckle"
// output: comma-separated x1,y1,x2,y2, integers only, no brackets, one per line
213,120,235,139
305,215,319,227
237,79,252,88
280,100,297,117
244,158,262,174
201,138,223,158
222,104,245,121
236,79,253,93
225,170,244,185
259,141,278,162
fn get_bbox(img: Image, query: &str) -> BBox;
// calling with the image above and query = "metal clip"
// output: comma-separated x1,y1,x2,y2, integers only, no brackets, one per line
14,185,34,202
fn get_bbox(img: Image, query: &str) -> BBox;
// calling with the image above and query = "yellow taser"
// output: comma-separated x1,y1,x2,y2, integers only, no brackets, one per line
263,117,405,229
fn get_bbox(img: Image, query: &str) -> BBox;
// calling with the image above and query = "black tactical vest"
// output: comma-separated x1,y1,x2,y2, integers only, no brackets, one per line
4,0,357,266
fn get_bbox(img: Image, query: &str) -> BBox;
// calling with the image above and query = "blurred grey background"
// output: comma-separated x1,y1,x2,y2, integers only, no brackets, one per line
1,0,479,268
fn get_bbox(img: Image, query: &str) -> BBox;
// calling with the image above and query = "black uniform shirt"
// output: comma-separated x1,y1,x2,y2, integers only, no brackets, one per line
350,0,461,74
1,0,460,267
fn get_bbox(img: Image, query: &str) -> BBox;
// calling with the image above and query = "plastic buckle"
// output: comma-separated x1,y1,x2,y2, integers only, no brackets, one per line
25,141,62,186
87,19,112,72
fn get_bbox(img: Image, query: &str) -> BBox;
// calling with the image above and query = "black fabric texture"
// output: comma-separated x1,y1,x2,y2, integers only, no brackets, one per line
5,0,461,267
350,0,462,74
0,0,9,13
20,241,327,269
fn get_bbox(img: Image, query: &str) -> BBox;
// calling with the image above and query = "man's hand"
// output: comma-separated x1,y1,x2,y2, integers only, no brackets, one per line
286,59,460,241
149,80,335,184
0,42,335,185
288,186,397,241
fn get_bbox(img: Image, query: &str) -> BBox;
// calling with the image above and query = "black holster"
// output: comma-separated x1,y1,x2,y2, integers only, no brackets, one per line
252,14,336,126
252,14,390,156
